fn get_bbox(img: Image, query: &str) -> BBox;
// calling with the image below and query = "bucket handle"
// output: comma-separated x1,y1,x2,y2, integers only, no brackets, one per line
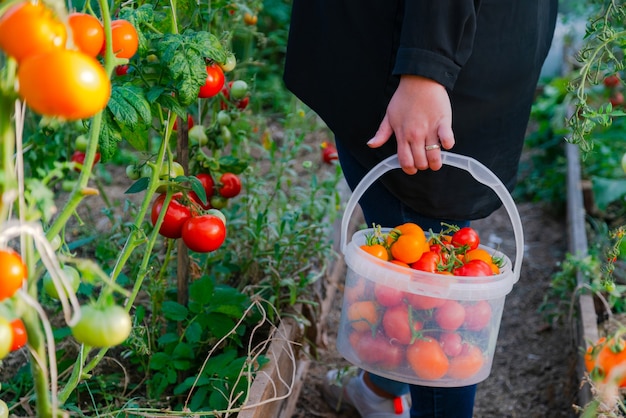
340,152,524,282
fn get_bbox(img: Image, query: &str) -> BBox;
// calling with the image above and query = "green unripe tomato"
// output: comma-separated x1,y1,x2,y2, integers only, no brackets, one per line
219,53,236,72
0,399,8,418
126,164,141,180
206,208,226,225
230,80,248,100
0,318,13,360
75,134,88,152
189,125,209,146
43,265,81,299
210,195,228,209
217,110,232,126
140,163,153,178
220,125,232,143
71,304,132,348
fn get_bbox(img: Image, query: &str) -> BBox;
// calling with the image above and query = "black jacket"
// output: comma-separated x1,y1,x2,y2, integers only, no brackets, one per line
284,0,558,220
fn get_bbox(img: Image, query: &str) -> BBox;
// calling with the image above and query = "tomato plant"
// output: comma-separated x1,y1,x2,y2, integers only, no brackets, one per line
0,1,66,63
151,193,192,239
71,304,132,348
18,49,111,120
218,172,242,198
198,63,225,98
181,214,226,252
10,318,27,351
0,249,27,301
68,12,104,57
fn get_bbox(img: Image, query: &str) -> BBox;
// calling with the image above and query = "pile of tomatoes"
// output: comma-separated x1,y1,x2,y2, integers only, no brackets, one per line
340,223,505,382
150,170,242,253
360,223,502,276
0,2,140,120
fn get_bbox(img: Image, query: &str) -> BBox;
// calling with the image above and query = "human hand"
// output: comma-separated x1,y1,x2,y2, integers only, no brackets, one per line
367,75,455,174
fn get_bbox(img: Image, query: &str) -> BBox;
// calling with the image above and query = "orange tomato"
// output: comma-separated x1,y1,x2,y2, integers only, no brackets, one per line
407,337,449,380
447,343,485,379
0,249,27,301
0,1,66,63
360,243,389,261
346,300,379,332
18,49,111,120
595,337,626,387
102,19,138,59
391,234,427,264
68,12,104,57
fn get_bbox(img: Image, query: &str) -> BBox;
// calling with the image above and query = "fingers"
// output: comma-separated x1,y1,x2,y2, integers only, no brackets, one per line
367,115,393,149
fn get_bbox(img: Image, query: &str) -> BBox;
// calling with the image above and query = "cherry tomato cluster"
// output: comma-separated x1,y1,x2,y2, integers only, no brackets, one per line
0,4,140,120
0,249,29,360
220,80,250,110
360,223,502,277
150,171,242,252
341,224,506,381
343,275,493,381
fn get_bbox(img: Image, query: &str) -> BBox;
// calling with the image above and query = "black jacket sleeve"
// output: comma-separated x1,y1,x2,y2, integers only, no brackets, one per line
394,0,481,90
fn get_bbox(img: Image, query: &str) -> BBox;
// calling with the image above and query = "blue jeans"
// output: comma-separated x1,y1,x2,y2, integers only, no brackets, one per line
336,141,477,418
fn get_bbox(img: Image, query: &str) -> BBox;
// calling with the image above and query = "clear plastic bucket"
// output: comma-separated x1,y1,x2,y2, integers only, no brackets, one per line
336,152,524,387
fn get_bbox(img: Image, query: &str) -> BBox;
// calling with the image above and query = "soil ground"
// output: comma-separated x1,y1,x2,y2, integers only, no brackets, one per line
292,200,581,418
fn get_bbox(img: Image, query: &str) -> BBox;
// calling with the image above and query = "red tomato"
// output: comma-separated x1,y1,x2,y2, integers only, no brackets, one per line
10,318,27,351
406,293,445,311
68,12,104,57
115,65,129,76
150,193,192,239
451,227,480,251
321,141,338,164
604,74,621,88
198,64,225,98
453,259,494,277
434,300,466,331
0,1,66,63
463,300,492,331
189,173,215,210
350,331,403,369
0,249,27,301
411,250,441,273
71,150,101,172
181,214,226,252
382,304,422,345
173,114,194,131
219,172,242,198
439,332,463,357
374,283,404,307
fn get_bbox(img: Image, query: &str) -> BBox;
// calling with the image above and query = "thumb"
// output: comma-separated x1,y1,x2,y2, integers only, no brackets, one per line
367,115,393,148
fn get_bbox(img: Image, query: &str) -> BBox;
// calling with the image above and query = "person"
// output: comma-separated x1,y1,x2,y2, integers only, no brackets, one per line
283,1,558,417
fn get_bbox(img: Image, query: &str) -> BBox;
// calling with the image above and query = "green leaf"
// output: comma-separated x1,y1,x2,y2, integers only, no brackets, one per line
124,177,149,194
162,300,189,321
172,342,194,370
106,84,152,152
189,275,215,305
591,176,626,210
149,352,171,371
185,321,202,344
157,332,179,346
189,176,207,205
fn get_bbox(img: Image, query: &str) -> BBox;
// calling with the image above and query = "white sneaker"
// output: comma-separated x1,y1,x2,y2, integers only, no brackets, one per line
321,368,410,418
